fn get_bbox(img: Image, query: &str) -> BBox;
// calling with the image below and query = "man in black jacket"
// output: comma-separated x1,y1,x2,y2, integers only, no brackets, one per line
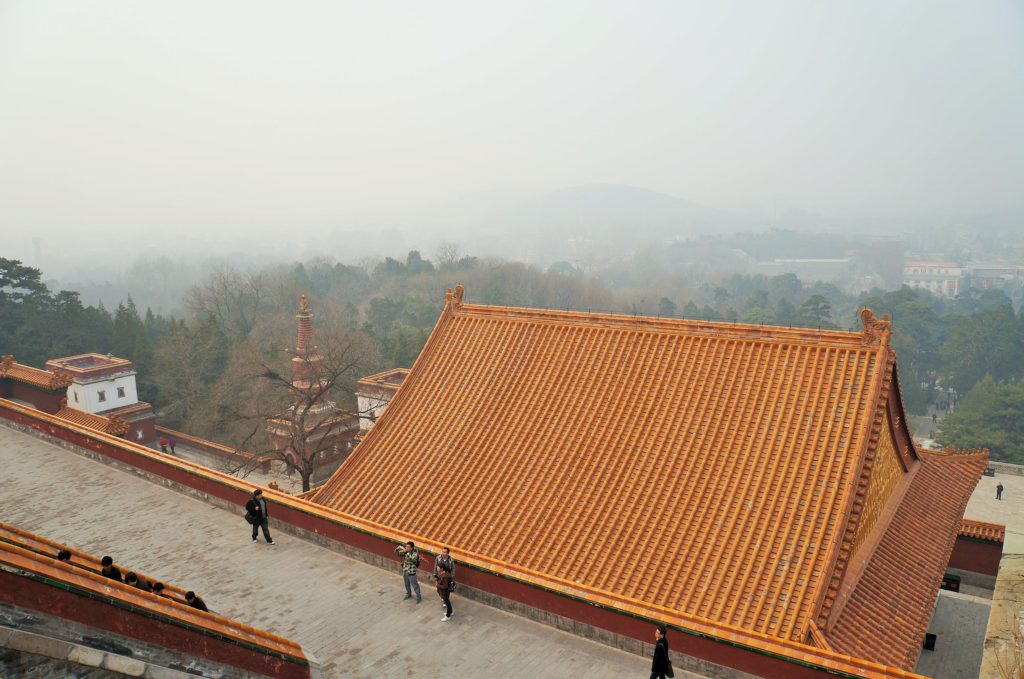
651,624,671,679
245,489,274,545
100,556,123,583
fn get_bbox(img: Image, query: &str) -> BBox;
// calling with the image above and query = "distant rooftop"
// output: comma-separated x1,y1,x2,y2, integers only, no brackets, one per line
46,353,134,378
357,368,409,388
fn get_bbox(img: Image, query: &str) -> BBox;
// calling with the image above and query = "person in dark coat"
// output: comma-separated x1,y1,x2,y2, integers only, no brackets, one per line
997,482,1004,500
245,489,274,544
185,591,208,612
435,550,454,621
100,556,123,583
651,624,670,679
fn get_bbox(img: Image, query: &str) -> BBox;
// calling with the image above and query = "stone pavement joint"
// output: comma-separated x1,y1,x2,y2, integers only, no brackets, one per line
0,423,695,678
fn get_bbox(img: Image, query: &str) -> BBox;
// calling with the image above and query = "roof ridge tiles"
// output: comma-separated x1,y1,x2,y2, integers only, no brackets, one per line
455,303,891,349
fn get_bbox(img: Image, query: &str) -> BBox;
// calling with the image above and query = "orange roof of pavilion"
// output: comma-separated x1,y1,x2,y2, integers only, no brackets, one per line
312,286,985,672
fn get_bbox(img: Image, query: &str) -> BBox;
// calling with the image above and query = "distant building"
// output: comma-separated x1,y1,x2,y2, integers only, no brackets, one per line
966,263,1023,292
44,353,156,445
0,355,71,413
355,368,408,433
902,260,964,298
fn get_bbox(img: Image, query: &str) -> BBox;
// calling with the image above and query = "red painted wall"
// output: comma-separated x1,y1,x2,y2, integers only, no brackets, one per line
1,381,65,414
0,570,309,679
0,401,902,679
948,536,1002,577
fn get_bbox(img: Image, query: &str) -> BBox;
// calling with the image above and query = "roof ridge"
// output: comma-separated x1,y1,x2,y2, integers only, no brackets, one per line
451,299,892,349
811,347,897,634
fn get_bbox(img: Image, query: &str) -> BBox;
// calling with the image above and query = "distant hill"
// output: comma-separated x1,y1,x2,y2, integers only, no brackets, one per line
417,184,744,264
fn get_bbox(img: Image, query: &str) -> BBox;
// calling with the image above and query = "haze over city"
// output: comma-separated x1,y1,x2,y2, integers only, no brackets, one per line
2,0,1023,278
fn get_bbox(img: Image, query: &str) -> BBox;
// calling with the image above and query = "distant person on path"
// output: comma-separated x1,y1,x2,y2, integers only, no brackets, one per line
395,541,421,603
158,436,169,453
100,556,123,583
434,547,455,620
245,489,274,544
168,436,177,454
997,483,1004,501
185,591,208,612
651,624,672,679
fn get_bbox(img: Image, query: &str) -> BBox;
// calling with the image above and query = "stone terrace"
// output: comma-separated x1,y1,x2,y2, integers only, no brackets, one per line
0,423,691,678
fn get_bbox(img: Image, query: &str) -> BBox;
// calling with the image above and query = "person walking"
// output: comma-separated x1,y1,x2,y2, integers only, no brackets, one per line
997,482,1004,501
158,436,169,453
651,624,672,679
168,436,177,455
434,547,455,621
245,489,274,545
395,541,421,603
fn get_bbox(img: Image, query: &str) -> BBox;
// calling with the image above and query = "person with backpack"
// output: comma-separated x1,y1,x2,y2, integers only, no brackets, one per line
395,540,421,603
245,489,274,545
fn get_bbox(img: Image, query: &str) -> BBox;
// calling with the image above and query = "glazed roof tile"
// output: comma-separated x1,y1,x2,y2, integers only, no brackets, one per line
0,355,71,390
826,448,988,669
56,406,130,436
314,291,897,644
959,518,1005,543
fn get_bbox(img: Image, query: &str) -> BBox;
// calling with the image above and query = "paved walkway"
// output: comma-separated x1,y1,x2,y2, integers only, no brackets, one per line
0,424,673,678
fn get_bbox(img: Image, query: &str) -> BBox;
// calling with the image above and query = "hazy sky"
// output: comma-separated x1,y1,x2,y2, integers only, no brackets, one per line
1,1,1022,258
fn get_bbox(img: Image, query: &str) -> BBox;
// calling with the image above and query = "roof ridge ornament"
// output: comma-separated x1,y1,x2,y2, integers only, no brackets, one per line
860,308,891,346
444,284,465,310
299,292,311,314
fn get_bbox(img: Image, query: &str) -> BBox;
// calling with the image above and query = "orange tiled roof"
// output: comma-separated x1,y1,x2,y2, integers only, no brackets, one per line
959,518,1005,542
0,355,71,390
827,448,988,669
56,406,130,437
314,290,907,641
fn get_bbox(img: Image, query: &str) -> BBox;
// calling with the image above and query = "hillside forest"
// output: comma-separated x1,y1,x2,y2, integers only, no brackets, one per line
2,252,1023,463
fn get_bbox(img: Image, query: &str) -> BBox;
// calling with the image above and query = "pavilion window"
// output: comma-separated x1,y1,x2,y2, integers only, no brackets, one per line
117,387,125,398
97,390,106,402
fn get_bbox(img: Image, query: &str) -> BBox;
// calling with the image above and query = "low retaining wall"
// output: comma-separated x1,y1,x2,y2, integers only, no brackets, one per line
0,399,925,679
154,425,272,472
987,461,1024,477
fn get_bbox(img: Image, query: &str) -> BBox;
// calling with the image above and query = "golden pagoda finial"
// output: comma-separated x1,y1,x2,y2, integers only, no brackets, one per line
299,292,310,314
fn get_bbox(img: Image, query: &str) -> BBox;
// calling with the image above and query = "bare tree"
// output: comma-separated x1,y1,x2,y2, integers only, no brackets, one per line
436,241,461,270
185,264,271,341
213,327,377,492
